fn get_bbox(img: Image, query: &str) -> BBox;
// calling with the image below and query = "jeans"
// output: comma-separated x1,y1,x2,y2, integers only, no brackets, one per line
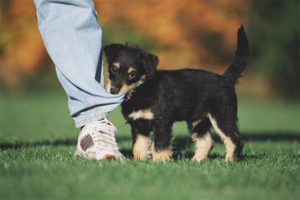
34,0,125,128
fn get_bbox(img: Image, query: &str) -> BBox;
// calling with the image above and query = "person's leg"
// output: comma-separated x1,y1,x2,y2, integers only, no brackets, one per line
34,0,125,160
34,0,124,128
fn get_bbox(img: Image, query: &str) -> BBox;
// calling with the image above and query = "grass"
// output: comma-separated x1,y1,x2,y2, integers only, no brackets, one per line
0,92,299,199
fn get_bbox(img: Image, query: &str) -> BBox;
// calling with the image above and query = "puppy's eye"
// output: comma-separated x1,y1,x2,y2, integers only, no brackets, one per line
110,66,118,73
128,71,137,80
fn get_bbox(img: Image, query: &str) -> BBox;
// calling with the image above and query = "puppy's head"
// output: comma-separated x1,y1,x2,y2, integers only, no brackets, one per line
104,44,159,94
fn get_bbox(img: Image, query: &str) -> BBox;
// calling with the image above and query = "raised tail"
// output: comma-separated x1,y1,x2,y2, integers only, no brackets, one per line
223,25,249,85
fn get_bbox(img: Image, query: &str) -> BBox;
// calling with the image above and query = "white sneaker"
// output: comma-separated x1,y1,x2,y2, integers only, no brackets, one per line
74,118,125,161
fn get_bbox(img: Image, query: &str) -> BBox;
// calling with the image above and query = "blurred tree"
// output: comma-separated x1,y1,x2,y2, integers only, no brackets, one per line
96,0,249,69
1,0,298,99
0,0,248,91
0,0,48,90
249,0,299,99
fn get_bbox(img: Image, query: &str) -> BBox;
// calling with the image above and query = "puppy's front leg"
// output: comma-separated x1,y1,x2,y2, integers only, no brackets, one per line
131,125,151,160
152,121,173,162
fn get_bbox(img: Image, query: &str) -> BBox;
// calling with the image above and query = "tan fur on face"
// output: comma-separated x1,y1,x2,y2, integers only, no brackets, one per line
128,67,136,74
106,80,112,93
151,143,173,162
191,131,215,162
112,62,120,69
128,109,154,120
119,84,132,94
133,134,151,160
119,75,146,95
208,114,236,162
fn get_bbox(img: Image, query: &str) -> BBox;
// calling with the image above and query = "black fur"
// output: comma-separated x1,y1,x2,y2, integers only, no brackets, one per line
223,25,249,85
104,26,249,161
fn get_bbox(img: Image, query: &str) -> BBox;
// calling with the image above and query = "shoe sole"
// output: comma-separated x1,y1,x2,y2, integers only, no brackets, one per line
101,154,118,161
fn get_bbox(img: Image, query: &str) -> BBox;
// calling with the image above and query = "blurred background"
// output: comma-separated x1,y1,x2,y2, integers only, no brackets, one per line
0,0,299,100
1,2,299,198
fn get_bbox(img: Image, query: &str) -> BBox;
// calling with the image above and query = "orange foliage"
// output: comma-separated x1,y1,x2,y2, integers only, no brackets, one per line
95,0,249,69
0,0,249,89
0,0,48,88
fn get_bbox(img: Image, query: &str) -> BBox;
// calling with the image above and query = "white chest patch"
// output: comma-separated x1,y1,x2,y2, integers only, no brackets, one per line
128,109,154,120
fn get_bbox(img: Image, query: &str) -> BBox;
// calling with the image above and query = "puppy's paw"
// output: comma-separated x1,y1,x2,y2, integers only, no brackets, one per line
152,150,173,162
192,155,208,163
133,134,151,160
133,151,151,161
152,149,172,162
225,139,244,162
225,155,234,162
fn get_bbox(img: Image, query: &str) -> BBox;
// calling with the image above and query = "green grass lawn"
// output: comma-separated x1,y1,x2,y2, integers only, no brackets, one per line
0,92,299,200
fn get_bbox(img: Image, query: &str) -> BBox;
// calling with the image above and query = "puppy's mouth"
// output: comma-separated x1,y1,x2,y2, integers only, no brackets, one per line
106,80,129,94
107,75,146,95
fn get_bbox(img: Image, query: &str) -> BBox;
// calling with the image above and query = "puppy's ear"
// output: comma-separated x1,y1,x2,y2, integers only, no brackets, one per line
142,52,159,78
104,44,124,64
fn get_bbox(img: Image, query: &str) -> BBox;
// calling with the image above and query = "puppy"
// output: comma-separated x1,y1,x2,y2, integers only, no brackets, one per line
104,26,248,162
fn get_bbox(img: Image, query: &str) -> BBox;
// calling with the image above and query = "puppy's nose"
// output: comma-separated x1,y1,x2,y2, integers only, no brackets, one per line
110,87,120,94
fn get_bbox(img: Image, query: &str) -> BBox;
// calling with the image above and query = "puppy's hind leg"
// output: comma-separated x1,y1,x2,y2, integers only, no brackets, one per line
188,118,215,162
208,113,244,162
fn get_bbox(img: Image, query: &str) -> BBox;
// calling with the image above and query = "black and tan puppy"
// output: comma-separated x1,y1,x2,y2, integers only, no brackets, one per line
104,26,248,162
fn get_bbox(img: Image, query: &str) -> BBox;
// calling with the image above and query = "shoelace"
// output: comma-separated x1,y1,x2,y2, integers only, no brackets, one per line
92,119,120,152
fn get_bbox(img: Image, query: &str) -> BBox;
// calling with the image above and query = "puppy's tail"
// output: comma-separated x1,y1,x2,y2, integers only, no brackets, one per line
223,25,249,85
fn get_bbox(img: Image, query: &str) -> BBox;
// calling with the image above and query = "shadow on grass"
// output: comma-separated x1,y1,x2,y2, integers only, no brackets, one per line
173,132,300,160
0,138,76,151
173,131,300,148
1,131,299,155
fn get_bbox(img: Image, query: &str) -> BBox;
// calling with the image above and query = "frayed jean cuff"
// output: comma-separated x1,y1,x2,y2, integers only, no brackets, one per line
73,107,108,128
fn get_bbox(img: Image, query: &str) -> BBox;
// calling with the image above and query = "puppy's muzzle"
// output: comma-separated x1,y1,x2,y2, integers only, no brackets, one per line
110,87,120,94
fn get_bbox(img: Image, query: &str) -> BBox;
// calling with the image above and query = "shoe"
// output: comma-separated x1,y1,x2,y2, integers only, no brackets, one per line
74,118,125,161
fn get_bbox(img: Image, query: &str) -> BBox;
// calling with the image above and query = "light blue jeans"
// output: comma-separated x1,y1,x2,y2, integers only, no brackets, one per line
34,0,125,128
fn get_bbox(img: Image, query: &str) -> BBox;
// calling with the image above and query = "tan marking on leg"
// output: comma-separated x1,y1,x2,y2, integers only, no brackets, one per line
208,114,236,162
151,143,173,162
133,134,151,160
192,119,203,129
128,109,154,120
191,131,215,162
112,62,120,69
